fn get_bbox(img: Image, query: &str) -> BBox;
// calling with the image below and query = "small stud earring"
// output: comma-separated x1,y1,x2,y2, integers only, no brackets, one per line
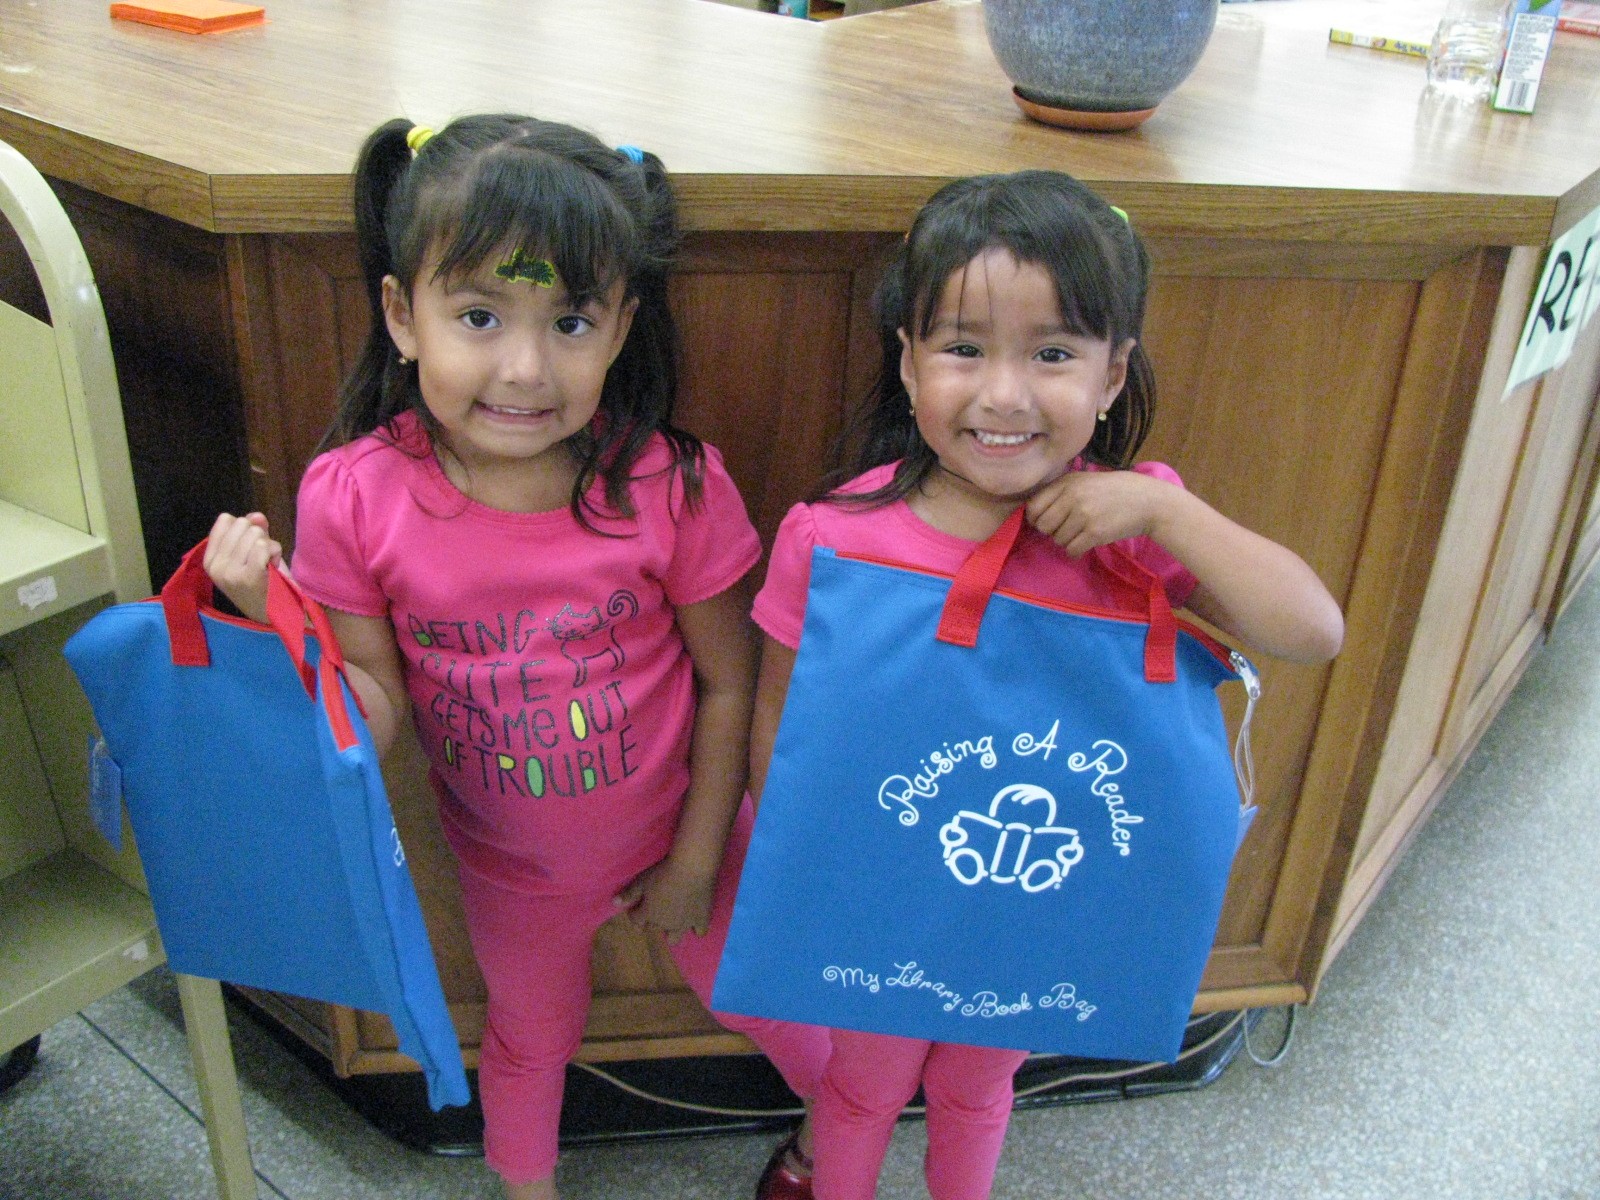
396,352,412,366
1096,409,1108,422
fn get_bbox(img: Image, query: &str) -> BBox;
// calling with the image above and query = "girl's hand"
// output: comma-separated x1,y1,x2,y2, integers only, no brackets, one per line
1032,470,1343,663
614,583,753,945
202,512,283,624
1025,470,1167,557
613,857,717,946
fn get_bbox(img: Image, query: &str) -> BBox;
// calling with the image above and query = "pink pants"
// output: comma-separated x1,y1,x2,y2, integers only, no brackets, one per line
457,798,831,1186
812,1030,1029,1200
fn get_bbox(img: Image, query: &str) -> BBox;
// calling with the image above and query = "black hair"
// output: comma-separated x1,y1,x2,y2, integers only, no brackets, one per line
825,169,1155,506
328,114,702,526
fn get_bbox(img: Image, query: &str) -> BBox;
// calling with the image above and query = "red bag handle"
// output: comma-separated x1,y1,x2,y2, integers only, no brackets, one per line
934,507,1178,683
935,508,1026,647
160,539,364,747
159,540,224,670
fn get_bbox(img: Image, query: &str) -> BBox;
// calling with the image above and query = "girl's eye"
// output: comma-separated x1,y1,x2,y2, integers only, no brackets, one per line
555,314,596,336
945,343,981,359
1037,346,1073,364
462,308,499,331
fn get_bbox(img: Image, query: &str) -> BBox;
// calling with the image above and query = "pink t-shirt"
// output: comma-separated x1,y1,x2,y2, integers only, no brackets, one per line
292,410,761,895
753,461,1199,650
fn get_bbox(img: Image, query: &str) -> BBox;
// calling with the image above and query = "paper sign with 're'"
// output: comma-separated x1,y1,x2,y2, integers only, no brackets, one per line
1507,203,1600,394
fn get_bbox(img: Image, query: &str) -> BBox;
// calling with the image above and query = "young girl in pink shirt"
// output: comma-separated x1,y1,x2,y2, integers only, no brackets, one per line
202,113,829,1200
747,171,1345,1200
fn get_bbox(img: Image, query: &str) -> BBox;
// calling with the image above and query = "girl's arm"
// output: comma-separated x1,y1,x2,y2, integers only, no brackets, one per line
749,636,797,811
613,580,758,943
203,511,410,755
321,608,409,756
1026,471,1344,664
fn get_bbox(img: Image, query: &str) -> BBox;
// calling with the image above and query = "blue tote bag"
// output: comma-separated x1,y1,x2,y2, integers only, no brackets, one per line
714,509,1258,1064
63,543,469,1109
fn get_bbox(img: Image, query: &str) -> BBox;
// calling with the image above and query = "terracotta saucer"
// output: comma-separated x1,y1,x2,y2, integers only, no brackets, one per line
1011,87,1156,132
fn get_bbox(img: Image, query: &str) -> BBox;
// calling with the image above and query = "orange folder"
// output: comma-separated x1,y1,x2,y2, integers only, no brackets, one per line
110,0,265,34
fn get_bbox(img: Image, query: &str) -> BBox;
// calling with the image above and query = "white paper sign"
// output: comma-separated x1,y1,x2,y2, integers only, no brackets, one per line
1506,203,1600,394
17,575,58,611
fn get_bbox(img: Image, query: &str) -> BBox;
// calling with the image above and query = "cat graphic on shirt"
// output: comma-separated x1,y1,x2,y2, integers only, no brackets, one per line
548,589,640,687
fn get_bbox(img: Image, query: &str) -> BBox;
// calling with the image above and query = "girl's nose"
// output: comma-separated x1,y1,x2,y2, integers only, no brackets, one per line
500,335,546,385
979,360,1029,415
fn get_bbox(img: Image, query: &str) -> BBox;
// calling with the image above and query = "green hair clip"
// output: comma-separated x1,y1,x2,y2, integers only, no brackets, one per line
1109,205,1130,225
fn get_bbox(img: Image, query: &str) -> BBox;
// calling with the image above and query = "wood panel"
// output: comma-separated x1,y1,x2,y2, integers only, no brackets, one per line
56,184,254,586
1325,248,1537,964
1143,272,1412,959
0,215,46,321
671,232,896,550
1443,368,1600,754
229,232,1494,1070
227,233,372,552
25,165,1598,1072
1274,248,1506,989
1339,245,1600,953
27,198,1537,1066
1550,314,1600,615
225,230,899,558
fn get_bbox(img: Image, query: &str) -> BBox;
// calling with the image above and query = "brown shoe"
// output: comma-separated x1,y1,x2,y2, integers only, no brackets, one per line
755,1130,814,1200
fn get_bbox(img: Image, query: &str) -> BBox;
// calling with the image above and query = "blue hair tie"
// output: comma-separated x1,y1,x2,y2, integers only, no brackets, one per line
617,144,645,164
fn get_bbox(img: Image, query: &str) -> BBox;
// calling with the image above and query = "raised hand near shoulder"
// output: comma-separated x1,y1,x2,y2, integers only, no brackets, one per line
1026,469,1344,664
1024,468,1168,557
201,512,282,625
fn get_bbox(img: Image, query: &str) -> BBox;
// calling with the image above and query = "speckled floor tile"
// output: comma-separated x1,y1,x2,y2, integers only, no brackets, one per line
74,974,497,1200
0,1011,238,1200
8,580,1600,1200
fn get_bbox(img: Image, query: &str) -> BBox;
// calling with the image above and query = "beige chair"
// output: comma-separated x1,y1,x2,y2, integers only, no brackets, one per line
0,137,258,1200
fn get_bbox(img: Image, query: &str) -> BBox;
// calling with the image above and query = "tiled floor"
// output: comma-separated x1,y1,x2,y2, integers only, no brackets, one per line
6,578,1600,1199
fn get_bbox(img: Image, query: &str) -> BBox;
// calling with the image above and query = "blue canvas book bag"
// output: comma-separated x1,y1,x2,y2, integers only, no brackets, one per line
63,542,469,1109
714,508,1258,1064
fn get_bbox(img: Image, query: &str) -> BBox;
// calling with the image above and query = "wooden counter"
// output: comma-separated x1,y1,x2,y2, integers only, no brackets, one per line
3,0,1598,1079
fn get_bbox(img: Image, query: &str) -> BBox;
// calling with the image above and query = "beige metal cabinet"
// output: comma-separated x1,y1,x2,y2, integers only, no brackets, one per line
0,139,257,1200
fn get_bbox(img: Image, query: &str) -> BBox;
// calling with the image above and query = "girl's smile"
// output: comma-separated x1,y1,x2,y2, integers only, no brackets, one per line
898,247,1132,535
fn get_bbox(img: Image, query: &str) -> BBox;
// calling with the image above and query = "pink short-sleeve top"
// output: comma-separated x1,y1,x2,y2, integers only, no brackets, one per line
292,410,760,894
753,461,1199,651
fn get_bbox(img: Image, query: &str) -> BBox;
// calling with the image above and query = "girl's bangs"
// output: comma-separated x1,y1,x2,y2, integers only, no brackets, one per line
908,187,1117,344
423,150,635,304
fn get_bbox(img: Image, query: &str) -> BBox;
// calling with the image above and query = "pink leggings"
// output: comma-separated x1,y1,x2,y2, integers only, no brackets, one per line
457,798,831,1186
812,1030,1028,1200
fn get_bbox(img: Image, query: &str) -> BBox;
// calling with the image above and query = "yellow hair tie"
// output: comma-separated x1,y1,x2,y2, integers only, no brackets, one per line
1109,205,1130,225
406,126,435,156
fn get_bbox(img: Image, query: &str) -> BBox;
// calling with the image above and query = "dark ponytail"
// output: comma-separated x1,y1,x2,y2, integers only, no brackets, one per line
573,145,704,522
325,119,418,452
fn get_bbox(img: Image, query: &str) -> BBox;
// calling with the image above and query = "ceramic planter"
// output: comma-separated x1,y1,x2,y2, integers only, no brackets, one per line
984,0,1220,129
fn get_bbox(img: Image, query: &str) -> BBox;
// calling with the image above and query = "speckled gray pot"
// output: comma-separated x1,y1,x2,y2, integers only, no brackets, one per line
983,0,1220,114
